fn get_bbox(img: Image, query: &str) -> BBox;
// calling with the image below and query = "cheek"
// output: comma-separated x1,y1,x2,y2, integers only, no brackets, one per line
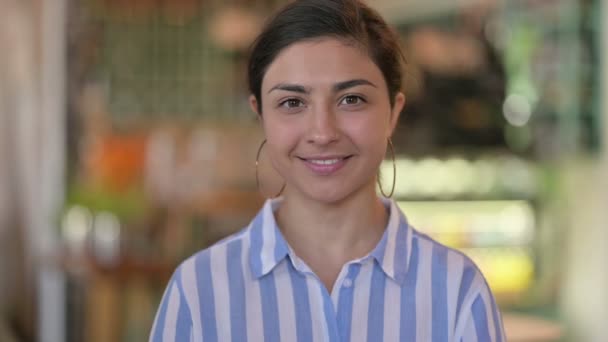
343,114,388,145
263,120,300,158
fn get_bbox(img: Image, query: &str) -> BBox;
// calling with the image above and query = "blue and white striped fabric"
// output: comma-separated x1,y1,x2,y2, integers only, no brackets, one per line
150,198,505,342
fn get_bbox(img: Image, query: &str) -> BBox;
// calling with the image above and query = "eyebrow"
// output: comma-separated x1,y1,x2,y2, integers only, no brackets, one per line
267,79,377,94
268,84,311,94
333,79,377,92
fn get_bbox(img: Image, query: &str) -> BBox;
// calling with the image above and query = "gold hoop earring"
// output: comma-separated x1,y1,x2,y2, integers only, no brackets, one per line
256,139,285,198
377,138,396,198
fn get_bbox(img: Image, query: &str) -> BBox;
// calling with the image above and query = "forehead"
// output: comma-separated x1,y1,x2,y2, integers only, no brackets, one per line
261,37,386,92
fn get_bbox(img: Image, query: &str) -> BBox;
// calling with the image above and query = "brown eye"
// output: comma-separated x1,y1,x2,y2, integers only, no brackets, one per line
280,98,304,108
340,95,365,106
277,97,306,114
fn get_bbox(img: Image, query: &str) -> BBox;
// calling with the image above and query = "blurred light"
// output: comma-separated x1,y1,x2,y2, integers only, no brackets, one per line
503,93,532,127
484,16,504,51
180,129,219,200
416,158,444,196
500,203,535,244
62,205,93,256
393,158,416,197
499,157,537,197
208,7,262,51
443,158,473,196
144,130,175,204
93,211,121,266
471,159,496,195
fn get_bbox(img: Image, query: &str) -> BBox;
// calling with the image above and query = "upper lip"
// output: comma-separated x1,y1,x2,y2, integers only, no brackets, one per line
298,155,353,160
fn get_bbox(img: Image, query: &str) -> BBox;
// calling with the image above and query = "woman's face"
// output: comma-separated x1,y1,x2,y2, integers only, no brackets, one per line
251,37,405,204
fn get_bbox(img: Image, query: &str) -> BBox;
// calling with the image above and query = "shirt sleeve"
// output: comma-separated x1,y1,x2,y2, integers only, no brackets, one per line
456,283,506,342
149,269,193,342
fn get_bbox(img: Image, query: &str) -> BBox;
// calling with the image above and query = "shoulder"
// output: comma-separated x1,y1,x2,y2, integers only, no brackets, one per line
409,229,504,339
174,226,252,281
159,226,252,318
410,228,492,300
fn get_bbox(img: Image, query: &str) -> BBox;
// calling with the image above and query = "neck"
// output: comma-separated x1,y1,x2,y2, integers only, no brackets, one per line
275,182,388,267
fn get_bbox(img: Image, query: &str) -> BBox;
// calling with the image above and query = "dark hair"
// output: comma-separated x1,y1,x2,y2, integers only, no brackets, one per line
247,0,404,113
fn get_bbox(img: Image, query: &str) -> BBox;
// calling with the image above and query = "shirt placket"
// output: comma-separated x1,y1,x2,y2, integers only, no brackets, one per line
332,263,363,342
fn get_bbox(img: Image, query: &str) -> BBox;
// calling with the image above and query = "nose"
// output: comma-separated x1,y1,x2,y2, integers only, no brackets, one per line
306,105,339,145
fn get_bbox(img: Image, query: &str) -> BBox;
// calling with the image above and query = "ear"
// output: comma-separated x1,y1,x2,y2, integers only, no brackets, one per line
249,94,262,121
388,92,406,136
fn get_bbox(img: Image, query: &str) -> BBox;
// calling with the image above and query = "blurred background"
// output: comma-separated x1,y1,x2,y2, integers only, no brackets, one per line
1,0,607,341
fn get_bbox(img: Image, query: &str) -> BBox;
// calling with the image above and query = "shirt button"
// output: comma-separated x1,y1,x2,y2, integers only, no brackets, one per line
343,278,353,288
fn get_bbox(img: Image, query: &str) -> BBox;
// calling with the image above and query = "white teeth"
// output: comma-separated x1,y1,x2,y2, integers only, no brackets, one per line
309,159,340,165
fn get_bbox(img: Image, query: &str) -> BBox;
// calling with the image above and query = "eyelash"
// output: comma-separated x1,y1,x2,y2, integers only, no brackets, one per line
278,98,305,109
340,94,366,105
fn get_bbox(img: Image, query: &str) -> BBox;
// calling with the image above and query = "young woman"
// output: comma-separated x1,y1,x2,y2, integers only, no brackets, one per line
150,1,505,341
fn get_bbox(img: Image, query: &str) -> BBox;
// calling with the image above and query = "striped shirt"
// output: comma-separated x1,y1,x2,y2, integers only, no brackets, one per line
150,197,505,342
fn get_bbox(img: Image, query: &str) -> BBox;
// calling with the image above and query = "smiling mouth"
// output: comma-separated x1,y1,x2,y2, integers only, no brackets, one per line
297,155,353,175
298,156,353,164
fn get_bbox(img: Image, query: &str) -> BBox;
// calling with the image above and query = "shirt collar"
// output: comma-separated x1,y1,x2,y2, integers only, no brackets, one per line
248,198,290,278
370,198,413,286
248,197,413,286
